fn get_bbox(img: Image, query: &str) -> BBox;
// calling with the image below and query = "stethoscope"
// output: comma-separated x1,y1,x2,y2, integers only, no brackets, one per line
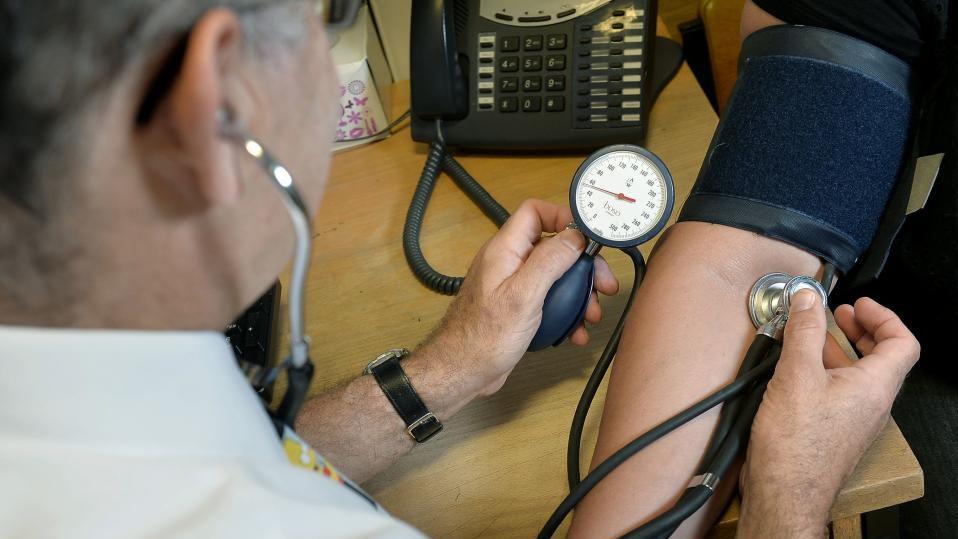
220,116,317,435
229,124,831,538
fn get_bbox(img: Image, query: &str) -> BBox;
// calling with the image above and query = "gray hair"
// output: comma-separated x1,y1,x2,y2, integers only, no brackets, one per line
0,0,305,214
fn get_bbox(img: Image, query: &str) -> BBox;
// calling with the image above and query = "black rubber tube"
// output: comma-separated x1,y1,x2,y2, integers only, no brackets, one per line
622,372,773,539
567,247,647,490
700,335,775,467
402,142,511,295
537,350,778,538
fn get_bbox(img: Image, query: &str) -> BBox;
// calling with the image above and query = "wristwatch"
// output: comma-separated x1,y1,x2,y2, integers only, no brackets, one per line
364,349,443,443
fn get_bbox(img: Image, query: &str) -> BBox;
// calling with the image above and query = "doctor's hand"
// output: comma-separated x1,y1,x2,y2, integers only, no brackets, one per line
427,199,619,397
738,292,920,538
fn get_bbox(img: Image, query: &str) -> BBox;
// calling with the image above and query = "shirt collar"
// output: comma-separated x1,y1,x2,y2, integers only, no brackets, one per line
0,325,286,462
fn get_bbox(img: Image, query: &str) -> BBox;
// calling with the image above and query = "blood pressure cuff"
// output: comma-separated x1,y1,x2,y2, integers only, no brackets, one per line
678,25,913,272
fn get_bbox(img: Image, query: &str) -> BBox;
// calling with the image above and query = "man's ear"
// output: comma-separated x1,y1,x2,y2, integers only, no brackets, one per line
160,8,246,206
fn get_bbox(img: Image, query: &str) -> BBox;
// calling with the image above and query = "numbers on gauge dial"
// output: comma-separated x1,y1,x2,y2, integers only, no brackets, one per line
575,151,667,242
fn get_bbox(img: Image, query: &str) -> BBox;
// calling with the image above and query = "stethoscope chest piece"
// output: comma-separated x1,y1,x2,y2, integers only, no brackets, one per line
749,272,829,327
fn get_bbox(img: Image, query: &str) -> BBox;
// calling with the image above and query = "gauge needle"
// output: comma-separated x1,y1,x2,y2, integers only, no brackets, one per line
590,185,636,203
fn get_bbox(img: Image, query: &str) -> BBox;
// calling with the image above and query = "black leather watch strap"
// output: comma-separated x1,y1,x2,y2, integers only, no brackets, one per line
365,352,443,443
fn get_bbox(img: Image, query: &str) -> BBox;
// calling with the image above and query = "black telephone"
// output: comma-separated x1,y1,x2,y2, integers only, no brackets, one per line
410,0,682,149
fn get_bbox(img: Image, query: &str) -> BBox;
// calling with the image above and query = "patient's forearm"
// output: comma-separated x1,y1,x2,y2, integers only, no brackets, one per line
568,221,821,538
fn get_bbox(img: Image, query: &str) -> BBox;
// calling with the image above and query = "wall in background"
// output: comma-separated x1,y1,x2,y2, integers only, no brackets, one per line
370,0,412,81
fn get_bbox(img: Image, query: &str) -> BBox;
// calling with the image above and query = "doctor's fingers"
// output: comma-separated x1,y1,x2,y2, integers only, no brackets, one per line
493,199,575,254
593,255,619,296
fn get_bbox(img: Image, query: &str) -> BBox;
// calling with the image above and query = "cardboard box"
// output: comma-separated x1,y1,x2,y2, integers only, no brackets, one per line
331,3,395,151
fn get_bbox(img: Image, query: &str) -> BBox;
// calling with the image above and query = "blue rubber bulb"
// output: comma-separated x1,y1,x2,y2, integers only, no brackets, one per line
528,253,596,351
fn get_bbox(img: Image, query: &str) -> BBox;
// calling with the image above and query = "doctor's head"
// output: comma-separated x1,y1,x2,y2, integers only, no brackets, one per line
0,0,350,329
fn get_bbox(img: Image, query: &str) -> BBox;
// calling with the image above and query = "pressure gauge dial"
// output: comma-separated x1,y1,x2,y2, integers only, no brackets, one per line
570,144,674,248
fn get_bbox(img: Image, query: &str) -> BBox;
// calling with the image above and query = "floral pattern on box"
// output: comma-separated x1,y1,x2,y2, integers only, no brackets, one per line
335,61,388,143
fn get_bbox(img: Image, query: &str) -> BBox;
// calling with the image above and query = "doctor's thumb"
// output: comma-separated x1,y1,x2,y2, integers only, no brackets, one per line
778,289,829,380
514,229,586,298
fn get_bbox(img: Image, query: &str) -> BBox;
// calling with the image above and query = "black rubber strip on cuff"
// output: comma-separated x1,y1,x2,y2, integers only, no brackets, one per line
679,193,861,271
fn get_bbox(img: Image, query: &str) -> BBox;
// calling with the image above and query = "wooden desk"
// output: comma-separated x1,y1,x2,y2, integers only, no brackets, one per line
301,28,922,538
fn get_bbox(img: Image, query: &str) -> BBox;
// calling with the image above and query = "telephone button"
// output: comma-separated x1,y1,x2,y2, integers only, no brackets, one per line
522,76,542,92
612,9,626,16
499,57,519,72
557,8,576,18
611,22,625,29
501,36,520,52
523,56,542,71
545,96,565,112
547,34,567,50
523,35,543,51
499,77,519,92
546,55,566,70
499,97,518,112
545,75,565,91
519,15,551,23
495,13,514,22
521,96,542,112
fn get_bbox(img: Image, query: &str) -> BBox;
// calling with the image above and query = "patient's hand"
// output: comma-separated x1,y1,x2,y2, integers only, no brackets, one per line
738,292,920,538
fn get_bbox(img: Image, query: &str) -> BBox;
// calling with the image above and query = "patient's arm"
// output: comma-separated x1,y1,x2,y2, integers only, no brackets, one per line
568,222,821,538
567,4,802,536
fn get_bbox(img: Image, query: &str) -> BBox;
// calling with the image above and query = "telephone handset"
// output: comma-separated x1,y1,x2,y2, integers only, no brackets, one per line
410,0,681,149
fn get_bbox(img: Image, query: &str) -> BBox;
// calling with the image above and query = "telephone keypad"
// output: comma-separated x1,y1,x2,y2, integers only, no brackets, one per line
472,2,647,126
523,56,542,71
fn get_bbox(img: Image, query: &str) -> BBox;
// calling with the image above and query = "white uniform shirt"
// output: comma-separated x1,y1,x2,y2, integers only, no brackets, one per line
0,326,425,538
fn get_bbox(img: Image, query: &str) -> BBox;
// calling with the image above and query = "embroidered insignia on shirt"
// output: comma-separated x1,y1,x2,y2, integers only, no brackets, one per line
280,426,379,508
282,428,343,483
